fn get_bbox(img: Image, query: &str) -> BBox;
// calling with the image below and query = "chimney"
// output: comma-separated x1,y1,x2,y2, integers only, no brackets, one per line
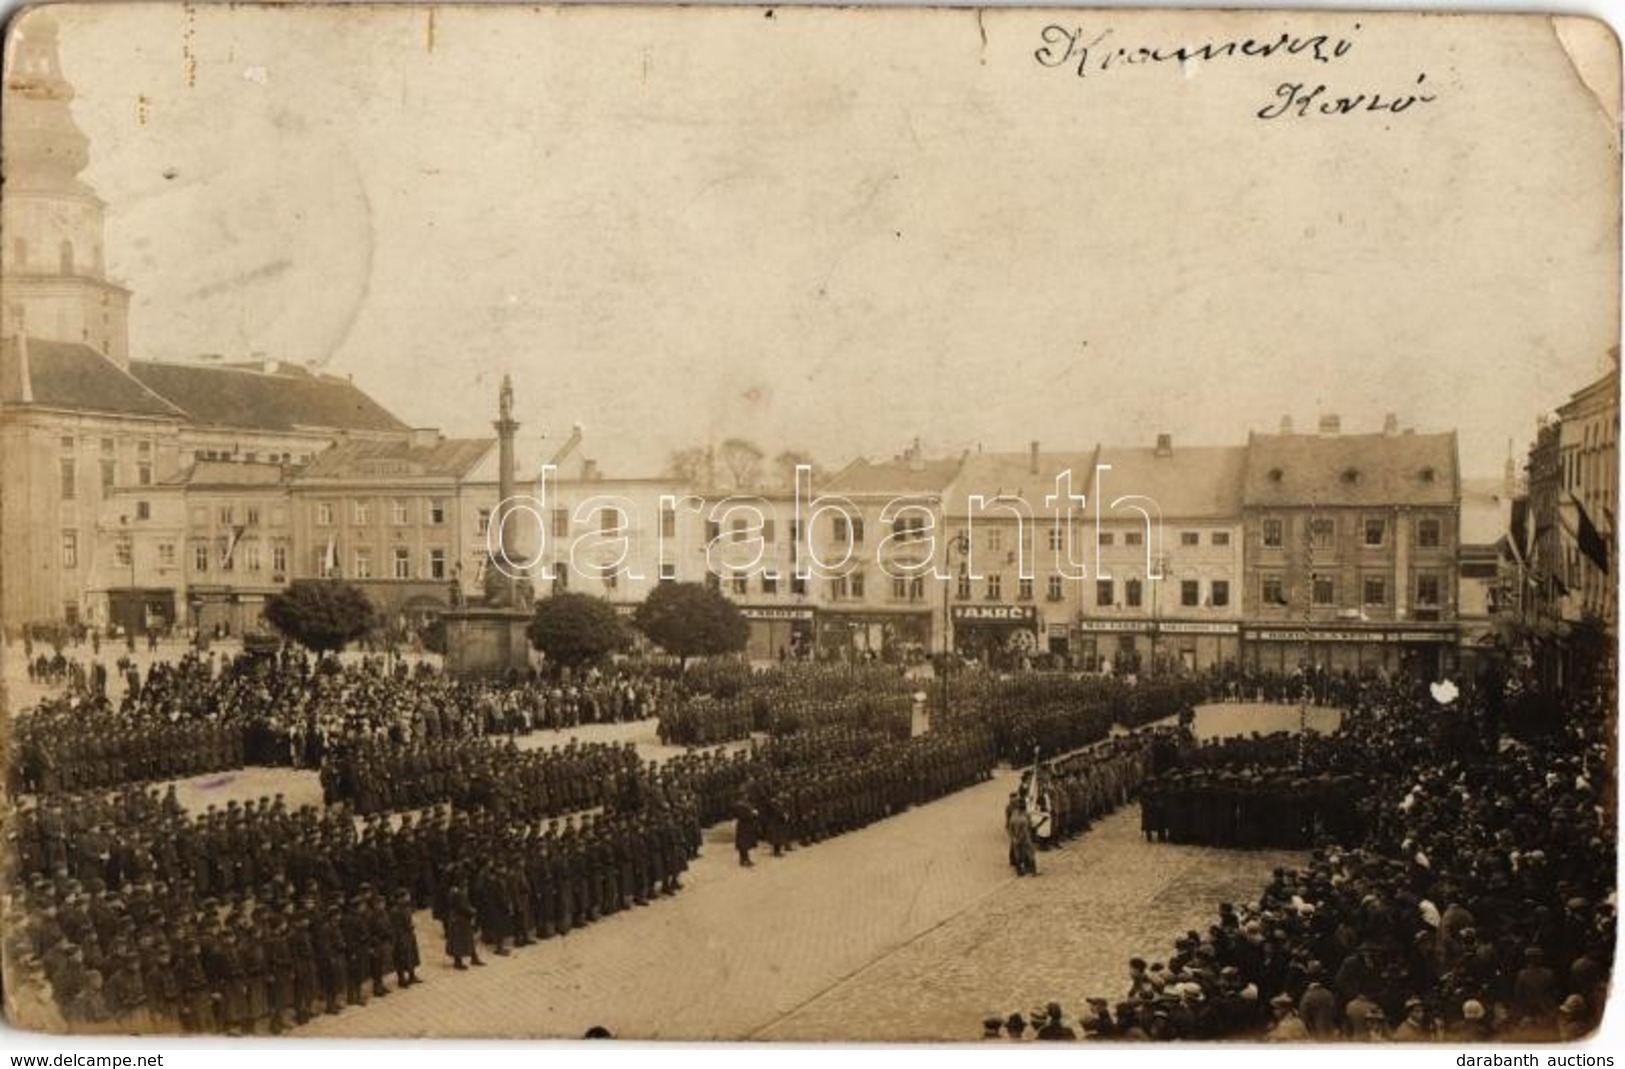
408,427,440,448
1279,415,1293,435
582,459,600,481
1383,413,1399,436
1318,414,1341,435
1155,433,1173,457
1029,441,1040,475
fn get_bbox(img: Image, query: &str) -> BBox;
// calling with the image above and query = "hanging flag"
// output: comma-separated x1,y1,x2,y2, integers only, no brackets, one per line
1573,495,1610,574
223,524,246,566
324,536,338,577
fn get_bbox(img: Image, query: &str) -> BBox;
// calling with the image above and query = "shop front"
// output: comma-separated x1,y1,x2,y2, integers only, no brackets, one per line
1242,624,1460,678
951,604,1042,667
818,609,932,664
1072,619,1241,673
741,606,816,662
106,588,177,637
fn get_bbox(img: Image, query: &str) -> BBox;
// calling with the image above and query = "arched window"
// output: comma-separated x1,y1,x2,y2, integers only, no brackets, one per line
59,239,74,274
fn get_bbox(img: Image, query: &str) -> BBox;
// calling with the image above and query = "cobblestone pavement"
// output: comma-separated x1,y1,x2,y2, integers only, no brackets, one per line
297,703,1315,1042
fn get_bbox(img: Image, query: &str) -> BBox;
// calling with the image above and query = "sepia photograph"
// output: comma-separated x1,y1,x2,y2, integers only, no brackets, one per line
0,0,1619,1049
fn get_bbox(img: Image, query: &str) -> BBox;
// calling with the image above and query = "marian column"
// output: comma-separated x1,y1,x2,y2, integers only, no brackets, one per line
493,374,520,570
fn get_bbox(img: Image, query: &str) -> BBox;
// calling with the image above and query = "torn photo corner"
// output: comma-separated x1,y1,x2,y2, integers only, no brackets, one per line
0,1,1619,1044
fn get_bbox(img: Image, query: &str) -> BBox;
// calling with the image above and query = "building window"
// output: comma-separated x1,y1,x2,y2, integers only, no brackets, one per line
1364,576,1387,606
393,547,411,579
1047,575,1064,601
984,574,1002,600
353,501,371,526
244,542,261,572
136,501,151,521
895,516,926,543
218,506,234,526
429,549,446,579
1310,518,1336,550
1262,519,1283,548
604,508,625,536
273,545,288,575
605,570,620,591
158,543,176,568
1098,532,1115,546
659,560,677,582
850,571,865,598
831,574,848,599
1181,580,1200,607
1312,575,1336,606
477,508,492,536
1124,530,1144,547
219,540,234,572
392,500,409,526
851,517,865,545
137,442,152,486
1211,580,1229,608
1096,579,1114,607
729,517,747,543
316,502,334,527
195,544,209,572
429,499,446,525
762,519,776,544
1262,574,1286,606
1018,577,1034,601
791,574,807,595
762,573,779,595
59,457,76,499
246,506,261,526
60,531,78,569
115,540,132,568
1363,517,1386,547
956,565,972,601
1180,531,1200,547
892,575,909,600
988,527,1004,552
661,507,677,539
731,572,748,595
100,458,116,492
553,562,569,592
354,549,372,579
552,508,569,537
1417,517,1442,548
1416,574,1441,606
1048,526,1065,551
1125,578,1143,608
1211,530,1230,547
833,516,850,543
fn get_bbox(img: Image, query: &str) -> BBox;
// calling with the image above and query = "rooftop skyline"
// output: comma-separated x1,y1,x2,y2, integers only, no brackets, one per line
15,5,1619,480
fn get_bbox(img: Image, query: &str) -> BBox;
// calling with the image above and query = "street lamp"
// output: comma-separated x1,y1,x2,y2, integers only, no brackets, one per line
1149,550,1171,674
940,530,971,713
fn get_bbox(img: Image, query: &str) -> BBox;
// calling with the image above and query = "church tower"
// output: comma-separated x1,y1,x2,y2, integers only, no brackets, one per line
2,13,131,365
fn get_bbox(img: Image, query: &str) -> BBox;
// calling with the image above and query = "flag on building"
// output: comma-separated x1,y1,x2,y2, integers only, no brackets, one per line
1573,494,1610,575
324,537,338,577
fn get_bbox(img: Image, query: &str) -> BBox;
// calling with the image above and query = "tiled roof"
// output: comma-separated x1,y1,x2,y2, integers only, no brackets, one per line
295,437,494,482
129,359,408,433
0,338,183,419
173,461,291,488
942,450,1099,517
1093,445,1248,519
824,456,964,496
1242,431,1459,508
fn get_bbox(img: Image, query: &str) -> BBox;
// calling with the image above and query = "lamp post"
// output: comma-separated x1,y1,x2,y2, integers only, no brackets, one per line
1149,551,1171,674
940,531,971,714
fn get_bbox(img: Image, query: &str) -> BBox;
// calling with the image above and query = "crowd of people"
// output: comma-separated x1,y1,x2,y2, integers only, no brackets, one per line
656,662,916,747
1013,674,1615,1042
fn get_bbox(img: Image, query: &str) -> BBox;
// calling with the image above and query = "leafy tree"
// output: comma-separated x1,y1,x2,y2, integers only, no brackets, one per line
718,438,764,490
263,580,375,654
665,447,711,484
773,449,823,491
526,592,629,671
633,582,749,668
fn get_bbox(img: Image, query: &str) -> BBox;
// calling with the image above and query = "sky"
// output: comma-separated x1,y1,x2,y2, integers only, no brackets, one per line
19,4,1622,479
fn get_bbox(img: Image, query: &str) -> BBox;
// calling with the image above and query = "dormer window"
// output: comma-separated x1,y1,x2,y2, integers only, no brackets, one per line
1267,468,1284,483
1340,467,1360,485
1419,466,1436,483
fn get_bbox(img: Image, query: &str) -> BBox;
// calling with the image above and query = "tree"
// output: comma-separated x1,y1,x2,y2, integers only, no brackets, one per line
526,592,629,671
773,449,823,491
263,579,375,654
633,581,749,668
718,438,764,490
665,447,711,484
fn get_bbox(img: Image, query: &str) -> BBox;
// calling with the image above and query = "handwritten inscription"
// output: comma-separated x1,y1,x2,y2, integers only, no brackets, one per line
1033,25,1361,78
1257,75,1438,120
1034,24,1437,121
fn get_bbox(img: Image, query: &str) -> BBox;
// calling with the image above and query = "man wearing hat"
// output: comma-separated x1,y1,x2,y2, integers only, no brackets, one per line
980,1014,1004,1040
1004,1012,1029,1040
1392,997,1432,1041
1035,1002,1076,1040
1265,993,1309,1042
